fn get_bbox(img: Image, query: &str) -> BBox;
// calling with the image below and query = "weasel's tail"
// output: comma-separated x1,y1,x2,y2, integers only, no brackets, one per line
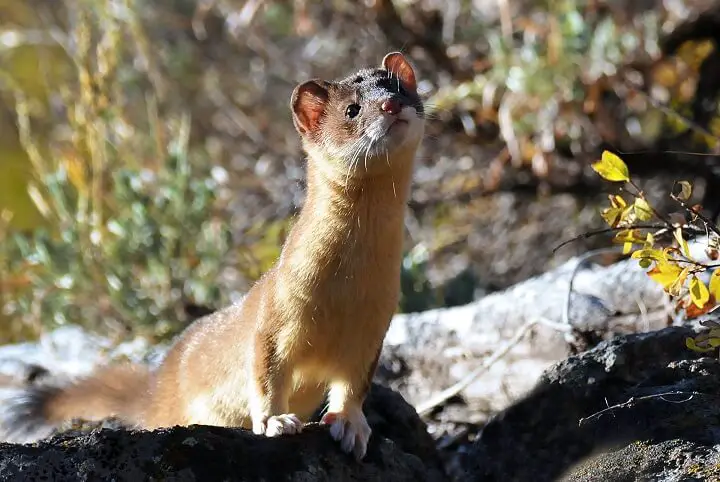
0,364,150,443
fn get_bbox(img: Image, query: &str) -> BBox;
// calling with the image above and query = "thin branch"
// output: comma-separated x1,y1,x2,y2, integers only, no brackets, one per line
633,292,648,332
415,317,570,417
578,391,705,426
552,225,679,253
670,194,720,238
563,247,625,332
624,180,676,229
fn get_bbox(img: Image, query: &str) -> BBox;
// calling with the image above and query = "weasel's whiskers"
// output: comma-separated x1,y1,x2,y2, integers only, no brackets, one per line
344,137,366,191
363,139,373,174
386,150,397,198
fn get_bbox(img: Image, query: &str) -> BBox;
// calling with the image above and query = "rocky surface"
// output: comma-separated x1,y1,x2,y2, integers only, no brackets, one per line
2,306,719,482
0,384,448,482
459,325,720,482
378,249,675,458
383,254,668,412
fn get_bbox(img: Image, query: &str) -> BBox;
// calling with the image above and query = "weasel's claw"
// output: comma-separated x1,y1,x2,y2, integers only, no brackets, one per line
321,410,371,460
253,413,303,437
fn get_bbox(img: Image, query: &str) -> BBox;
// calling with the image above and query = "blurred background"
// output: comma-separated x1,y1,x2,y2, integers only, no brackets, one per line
1,0,719,345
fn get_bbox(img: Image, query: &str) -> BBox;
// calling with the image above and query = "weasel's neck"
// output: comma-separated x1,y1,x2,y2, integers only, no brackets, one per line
278,145,417,290
306,150,414,222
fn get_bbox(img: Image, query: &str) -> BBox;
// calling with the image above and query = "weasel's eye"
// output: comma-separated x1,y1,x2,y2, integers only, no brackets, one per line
345,104,361,119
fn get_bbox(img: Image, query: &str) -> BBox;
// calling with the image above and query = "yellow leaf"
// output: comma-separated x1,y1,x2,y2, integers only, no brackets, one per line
601,206,624,227
673,267,691,296
647,260,683,291
631,248,667,262
633,197,653,221
710,270,720,300
601,196,629,228
609,195,627,209
674,181,693,201
614,229,643,243
674,228,691,258
644,233,655,248
619,207,635,226
690,276,710,308
613,230,644,250
591,151,630,182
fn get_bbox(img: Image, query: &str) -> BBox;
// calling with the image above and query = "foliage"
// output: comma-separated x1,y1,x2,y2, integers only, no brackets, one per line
591,150,720,354
429,0,720,190
0,1,234,342
1,132,232,342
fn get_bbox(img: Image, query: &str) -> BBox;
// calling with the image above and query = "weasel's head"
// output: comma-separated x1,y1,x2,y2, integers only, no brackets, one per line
291,52,425,177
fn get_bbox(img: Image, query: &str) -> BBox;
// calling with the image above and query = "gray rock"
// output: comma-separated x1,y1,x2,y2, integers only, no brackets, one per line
0,384,448,482
381,253,670,419
460,326,720,482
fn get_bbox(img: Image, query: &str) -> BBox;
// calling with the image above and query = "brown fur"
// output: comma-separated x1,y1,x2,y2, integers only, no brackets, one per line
44,365,150,424
2,52,424,458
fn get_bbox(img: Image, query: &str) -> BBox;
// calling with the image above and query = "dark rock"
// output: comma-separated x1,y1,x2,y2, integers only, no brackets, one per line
563,439,720,481
460,326,720,482
0,383,447,482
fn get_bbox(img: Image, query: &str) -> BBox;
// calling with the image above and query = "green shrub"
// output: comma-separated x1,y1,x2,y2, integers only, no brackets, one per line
2,126,232,341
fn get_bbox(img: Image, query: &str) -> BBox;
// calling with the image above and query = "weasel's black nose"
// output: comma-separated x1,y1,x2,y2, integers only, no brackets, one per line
381,98,402,115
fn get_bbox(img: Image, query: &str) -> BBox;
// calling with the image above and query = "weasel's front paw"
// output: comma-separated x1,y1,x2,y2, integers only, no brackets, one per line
252,413,303,437
321,408,372,460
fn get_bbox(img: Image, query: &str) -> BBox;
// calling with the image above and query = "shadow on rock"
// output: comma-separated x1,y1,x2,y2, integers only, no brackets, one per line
0,384,448,482
460,326,720,482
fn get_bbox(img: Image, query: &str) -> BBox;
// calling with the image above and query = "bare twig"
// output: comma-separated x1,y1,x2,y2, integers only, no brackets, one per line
670,194,720,238
624,180,677,229
578,391,705,426
552,225,684,253
563,248,625,326
415,317,570,416
633,292,649,332
562,247,626,347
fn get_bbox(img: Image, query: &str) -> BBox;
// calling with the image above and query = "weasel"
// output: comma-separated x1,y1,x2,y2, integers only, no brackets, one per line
0,51,425,460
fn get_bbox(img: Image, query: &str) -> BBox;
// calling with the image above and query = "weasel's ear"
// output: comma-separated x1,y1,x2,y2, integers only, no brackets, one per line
381,52,417,93
291,80,330,136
